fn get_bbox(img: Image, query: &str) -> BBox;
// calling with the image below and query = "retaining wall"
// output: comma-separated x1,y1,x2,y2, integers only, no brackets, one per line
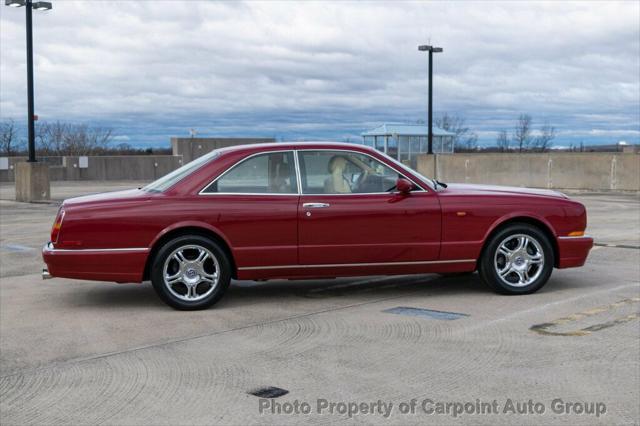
0,155,183,182
2,152,638,191
416,152,639,191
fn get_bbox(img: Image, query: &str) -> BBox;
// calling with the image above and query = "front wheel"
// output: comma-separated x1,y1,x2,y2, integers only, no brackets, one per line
479,224,554,295
151,235,231,310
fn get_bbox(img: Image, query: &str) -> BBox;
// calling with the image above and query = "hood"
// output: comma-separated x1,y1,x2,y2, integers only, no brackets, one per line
63,188,148,206
442,183,568,199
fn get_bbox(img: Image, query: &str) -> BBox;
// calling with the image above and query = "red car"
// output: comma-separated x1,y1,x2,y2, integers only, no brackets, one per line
42,142,593,310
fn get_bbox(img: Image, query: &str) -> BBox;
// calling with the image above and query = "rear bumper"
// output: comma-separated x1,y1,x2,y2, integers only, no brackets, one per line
556,236,594,268
42,242,148,283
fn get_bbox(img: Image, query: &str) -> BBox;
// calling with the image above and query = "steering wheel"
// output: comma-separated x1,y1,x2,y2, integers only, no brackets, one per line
354,169,370,191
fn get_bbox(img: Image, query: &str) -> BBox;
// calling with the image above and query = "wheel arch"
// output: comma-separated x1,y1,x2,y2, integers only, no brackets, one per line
479,215,559,268
143,224,237,281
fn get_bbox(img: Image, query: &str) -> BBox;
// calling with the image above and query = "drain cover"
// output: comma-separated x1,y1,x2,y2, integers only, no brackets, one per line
384,306,469,320
248,386,289,398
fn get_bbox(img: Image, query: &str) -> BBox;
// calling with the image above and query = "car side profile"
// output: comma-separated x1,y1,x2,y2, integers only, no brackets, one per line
42,142,593,310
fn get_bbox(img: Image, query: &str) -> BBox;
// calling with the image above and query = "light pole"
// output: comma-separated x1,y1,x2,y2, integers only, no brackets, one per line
5,0,52,202
418,44,442,155
5,0,52,163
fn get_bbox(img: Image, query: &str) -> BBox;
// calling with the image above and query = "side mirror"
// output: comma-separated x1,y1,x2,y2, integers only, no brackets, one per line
396,178,412,194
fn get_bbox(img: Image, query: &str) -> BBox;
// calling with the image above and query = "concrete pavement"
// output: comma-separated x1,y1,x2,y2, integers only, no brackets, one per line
0,182,638,425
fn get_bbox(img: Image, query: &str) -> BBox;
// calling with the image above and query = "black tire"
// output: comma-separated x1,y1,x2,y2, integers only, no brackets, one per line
151,235,231,310
478,223,554,295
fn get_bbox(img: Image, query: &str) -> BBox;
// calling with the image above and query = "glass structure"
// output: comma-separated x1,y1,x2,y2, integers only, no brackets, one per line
361,123,455,169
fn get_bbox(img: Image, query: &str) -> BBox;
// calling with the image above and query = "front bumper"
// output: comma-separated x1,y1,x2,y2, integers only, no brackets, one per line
556,236,594,268
42,242,148,283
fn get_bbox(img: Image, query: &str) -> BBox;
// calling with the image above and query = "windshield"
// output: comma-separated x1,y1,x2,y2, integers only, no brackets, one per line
143,150,219,192
378,151,437,190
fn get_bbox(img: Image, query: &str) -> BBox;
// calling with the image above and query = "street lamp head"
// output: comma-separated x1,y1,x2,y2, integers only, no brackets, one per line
32,1,52,10
418,45,443,53
5,0,26,7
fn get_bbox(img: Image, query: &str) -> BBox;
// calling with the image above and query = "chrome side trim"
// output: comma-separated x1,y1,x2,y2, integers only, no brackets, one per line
238,259,476,271
44,242,148,253
558,235,592,240
198,193,300,197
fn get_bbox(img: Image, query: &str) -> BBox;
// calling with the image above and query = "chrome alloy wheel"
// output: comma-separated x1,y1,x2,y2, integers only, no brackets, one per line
494,234,544,287
162,244,220,302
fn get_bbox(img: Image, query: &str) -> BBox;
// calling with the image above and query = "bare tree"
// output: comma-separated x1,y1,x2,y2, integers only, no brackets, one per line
496,130,510,152
2,119,169,156
513,114,532,153
57,124,113,155
0,119,22,156
435,113,478,152
37,121,69,155
532,122,555,152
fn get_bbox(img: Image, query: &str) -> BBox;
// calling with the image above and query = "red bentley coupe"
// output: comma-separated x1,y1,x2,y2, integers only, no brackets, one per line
42,142,593,310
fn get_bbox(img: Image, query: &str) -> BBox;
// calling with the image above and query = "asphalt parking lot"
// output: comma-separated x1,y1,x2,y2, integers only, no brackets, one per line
1,182,638,425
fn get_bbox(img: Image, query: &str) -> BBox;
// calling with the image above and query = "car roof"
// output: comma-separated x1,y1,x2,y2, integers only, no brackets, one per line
216,141,376,155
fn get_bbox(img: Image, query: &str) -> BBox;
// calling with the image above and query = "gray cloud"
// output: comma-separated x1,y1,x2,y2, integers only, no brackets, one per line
1,1,638,147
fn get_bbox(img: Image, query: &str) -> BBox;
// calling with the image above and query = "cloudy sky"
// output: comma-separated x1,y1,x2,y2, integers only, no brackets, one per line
1,1,639,148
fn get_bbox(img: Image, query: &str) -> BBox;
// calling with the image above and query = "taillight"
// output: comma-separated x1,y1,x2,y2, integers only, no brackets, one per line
51,208,65,243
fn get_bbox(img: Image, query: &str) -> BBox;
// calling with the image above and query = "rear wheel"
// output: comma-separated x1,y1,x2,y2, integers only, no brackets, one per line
151,235,231,310
479,224,553,295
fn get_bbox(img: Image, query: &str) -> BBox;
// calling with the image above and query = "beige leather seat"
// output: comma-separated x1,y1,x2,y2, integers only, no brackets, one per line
324,156,352,194
270,162,291,193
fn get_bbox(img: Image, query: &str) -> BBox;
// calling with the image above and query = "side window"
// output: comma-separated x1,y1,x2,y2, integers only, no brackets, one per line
203,152,297,194
298,151,401,194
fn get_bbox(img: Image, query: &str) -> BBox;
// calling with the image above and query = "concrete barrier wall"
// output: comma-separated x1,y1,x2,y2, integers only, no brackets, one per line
0,155,183,182
171,137,275,163
2,152,638,191
416,153,639,191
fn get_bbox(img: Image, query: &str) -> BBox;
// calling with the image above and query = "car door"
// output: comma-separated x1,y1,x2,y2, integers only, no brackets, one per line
296,149,441,265
199,150,299,268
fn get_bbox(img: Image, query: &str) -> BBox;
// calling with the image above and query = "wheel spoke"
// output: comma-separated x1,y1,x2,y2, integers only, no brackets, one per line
499,265,513,278
498,246,512,256
516,236,529,251
201,271,218,283
183,283,195,299
529,253,543,264
195,249,209,264
514,268,526,283
165,273,182,286
174,250,187,265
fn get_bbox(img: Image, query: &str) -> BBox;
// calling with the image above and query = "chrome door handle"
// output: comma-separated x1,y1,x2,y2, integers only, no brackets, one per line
303,202,330,208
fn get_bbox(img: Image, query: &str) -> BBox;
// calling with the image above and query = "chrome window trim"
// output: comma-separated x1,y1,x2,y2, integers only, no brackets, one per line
238,258,476,271
293,150,303,195
44,242,148,253
295,148,428,195
198,147,428,196
199,150,301,196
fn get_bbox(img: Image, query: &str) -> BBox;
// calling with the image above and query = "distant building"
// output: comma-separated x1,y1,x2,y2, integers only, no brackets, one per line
171,137,275,163
361,123,455,167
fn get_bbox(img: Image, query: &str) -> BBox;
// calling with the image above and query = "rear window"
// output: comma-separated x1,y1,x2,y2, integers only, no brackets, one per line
143,150,219,192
